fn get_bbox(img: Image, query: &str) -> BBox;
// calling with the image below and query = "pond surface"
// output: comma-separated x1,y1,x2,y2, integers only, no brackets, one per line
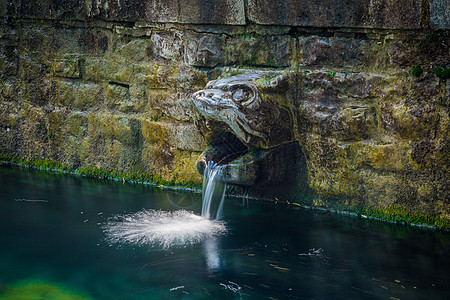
0,165,449,299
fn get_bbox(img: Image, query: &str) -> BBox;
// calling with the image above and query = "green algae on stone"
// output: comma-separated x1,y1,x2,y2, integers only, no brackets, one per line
0,154,73,173
433,67,450,79
412,65,423,76
0,155,202,190
361,205,450,230
0,280,93,300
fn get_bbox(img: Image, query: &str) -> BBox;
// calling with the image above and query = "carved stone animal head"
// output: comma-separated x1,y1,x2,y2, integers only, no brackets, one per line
193,73,293,149
192,73,295,186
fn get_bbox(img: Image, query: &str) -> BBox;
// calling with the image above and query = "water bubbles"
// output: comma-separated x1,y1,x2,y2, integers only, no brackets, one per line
102,161,227,249
220,281,242,293
298,248,324,257
103,209,227,249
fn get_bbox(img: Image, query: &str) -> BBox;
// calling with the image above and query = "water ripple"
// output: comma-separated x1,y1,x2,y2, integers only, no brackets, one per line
103,209,227,249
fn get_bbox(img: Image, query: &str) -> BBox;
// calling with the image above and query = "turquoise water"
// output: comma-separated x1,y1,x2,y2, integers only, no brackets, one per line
0,165,449,299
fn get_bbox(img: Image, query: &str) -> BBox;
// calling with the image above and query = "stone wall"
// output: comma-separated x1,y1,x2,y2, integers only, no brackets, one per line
0,1,449,226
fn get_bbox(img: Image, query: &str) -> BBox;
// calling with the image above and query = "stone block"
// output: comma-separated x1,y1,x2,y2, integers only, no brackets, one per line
298,102,377,140
379,101,441,140
51,56,81,79
117,38,152,63
430,0,450,29
141,120,168,144
143,0,179,22
144,89,200,122
358,170,403,207
185,33,224,67
78,29,111,54
150,31,184,62
84,58,132,84
141,64,204,92
166,123,206,151
65,113,89,138
301,72,395,112
7,0,84,20
0,1,7,18
84,0,245,25
301,36,373,68
142,65,179,89
225,34,295,67
141,120,206,152
302,136,362,196
56,81,103,109
105,82,135,112
96,114,136,145
355,141,414,172
0,53,18,76
328,106,377,141
248,0,420,29
178,0,245,25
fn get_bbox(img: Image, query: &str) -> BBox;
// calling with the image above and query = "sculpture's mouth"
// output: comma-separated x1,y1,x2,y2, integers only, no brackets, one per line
196,130,250,175
196,128,291,187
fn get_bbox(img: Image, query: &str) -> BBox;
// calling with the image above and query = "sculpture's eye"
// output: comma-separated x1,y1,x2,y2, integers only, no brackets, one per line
231,86,254,106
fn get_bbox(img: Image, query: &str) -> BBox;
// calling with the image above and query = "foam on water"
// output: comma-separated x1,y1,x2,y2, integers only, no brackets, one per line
103,162,227,248
103,209,226,248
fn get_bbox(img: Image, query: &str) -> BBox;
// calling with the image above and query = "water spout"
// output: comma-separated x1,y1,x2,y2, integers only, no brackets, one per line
201,161,226,220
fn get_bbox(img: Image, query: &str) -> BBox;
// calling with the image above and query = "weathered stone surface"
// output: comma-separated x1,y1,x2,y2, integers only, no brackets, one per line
142,0,179,23
225,34,295,67
6,0,84,20
0,1,7,18
84,58,132,84
302,71,391,101
166,123,206,151
301,136,362,197
147,90,204,122
105,82,134,112
299,103,377,140
301,37,374,68
117,38,152,63
386,36,450,68
5,0,246,25
185,33,224,67
379,101,441,140
0,52,18,76
430,0,450,29
248,0,421,29
151,31,184,62
51,56,81,78
54,80,103,108
105,0,246,24
178,0,245,25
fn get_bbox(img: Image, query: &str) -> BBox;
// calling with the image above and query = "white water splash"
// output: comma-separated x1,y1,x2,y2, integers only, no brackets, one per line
103,161,227,249
103,209,226,248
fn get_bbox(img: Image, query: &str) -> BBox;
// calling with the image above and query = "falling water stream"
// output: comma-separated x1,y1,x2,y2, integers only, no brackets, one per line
201,161,226,220
103,161,227,248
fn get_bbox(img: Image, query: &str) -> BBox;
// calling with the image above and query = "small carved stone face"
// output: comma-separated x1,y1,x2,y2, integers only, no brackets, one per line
192,73,295,185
